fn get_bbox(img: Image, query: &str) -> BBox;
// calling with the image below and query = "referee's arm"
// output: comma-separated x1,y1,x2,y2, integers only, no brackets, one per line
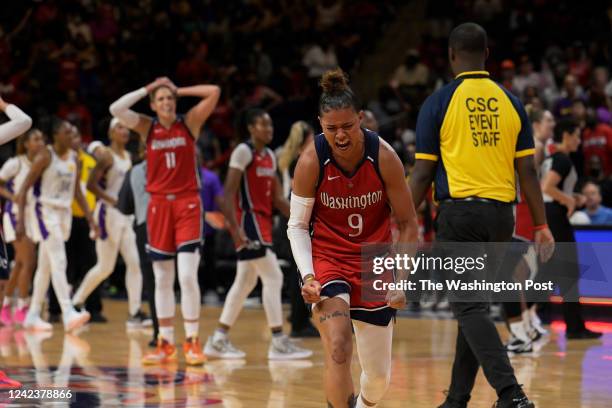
410,95,439,208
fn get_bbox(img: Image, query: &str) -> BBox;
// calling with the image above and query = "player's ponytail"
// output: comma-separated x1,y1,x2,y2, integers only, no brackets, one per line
278,121,313,172
319,68,360,115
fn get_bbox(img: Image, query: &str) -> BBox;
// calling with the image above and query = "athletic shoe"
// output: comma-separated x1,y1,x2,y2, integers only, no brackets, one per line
437,392,468,408
13,306,28,325
268,334,313,360
493,389,535,408
505,335,533,355
204,336,246,359
126,310,152,329
23,314,52,331
529,311,548,337
142,337,177,365
0,371,21,389
566,328,603,340
0,305,12,326
63,309,91,332
183,337,206,366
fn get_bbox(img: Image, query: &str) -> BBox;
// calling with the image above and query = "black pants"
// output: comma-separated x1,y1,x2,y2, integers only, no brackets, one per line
540,203,585,333
135,222,159,340
436,201,518,401
199,232,218,294
49,217,101,315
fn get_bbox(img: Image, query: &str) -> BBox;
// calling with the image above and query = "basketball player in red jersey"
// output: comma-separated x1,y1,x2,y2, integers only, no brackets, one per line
109,77,220,365
204,109,312,360
288,69,419,407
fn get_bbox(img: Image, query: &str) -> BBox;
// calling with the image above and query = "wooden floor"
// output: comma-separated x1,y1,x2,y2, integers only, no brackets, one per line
0,300,610,407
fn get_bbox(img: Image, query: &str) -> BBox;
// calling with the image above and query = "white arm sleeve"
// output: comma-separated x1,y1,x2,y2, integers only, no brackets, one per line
109,87,147,129
228,143,253,171
0,105,32,145
287,193,316,279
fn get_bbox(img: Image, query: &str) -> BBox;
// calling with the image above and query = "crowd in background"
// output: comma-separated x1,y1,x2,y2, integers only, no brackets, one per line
1,0,612,306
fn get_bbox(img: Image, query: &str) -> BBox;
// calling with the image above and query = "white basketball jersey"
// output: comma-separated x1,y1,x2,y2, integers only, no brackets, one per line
103,149,132,201
0,155,32,215
35,147,77,209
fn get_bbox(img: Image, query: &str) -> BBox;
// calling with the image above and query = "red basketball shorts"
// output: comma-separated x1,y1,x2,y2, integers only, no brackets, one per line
313,255,396,326
147,193,203,260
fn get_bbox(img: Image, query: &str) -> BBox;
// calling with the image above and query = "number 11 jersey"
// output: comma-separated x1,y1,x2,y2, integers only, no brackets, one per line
146,116,199,196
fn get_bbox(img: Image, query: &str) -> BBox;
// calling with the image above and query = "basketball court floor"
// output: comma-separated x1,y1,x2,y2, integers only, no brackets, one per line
0,300,610,407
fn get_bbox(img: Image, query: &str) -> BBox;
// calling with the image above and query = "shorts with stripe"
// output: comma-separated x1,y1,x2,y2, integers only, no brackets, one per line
94,201,134,244
313,255,396,326
2,203,35,243
146,193,203,260
30,204,72,243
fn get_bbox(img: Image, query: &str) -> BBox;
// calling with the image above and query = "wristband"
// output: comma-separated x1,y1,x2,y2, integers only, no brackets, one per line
303,274,315,283
533,224,548,231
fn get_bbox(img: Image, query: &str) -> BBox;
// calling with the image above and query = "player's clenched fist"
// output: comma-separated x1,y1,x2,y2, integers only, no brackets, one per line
385,289,406,310
301,276,322,304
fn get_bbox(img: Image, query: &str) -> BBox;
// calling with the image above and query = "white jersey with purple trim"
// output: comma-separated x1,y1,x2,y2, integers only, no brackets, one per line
95,149,134,243
31,147,77,243
102,149,132,203
0,155,35,242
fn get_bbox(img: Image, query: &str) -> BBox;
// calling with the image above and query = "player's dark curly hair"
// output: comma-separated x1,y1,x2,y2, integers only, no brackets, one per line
318,68,360,115
237,108,267,139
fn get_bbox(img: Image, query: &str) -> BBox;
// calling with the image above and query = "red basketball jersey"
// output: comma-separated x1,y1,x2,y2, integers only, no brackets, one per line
234,142,276,245
311,130,391,259
514,191,534,241
146,116,199,195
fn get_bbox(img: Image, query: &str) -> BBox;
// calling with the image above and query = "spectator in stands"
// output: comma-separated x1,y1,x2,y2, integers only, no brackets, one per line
554,74,583,118
500,59,517,94
302,38,338,79
57,90,93,142
362,110,379,132
391,49,429,87
512,55,542,96
582,108,612,176
581,181,612,225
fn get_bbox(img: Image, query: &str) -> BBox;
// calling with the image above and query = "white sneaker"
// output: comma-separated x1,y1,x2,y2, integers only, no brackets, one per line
23,314,53,331
530,311,549,337
268,334,313,360
204,336,246,359
63,309,90,332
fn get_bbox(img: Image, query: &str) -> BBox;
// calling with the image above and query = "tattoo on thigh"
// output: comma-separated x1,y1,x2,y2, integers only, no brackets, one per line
319,310,349,324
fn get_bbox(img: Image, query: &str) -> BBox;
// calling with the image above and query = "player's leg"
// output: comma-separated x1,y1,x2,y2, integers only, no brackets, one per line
71,237,119,310
173,195,205,365
24,240,53,331
43,232,89,331
312,295,355,408
0,239,22,325
142,197,178,364
251,249,311,360
118,226,146,323
14,236,35,324
205,259,257,359
353,320,393,408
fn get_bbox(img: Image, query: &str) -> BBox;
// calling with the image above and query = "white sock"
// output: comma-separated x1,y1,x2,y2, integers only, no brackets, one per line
510,321,530,342
356,393,376,408
184,321,199,339
2,297,11,307
213,329,228,342
17,298,28,309
159,326,175,344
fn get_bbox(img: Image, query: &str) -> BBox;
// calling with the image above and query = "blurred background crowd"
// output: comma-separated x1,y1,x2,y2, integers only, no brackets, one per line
1,0,612,308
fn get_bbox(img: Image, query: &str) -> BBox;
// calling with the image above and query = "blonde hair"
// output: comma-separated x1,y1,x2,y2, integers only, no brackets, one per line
278,121,313,172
